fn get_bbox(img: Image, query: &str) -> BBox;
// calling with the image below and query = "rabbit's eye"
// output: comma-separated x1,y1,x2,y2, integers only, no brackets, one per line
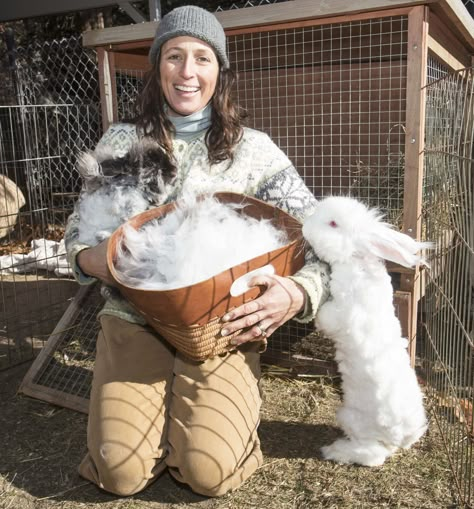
329,220,338,228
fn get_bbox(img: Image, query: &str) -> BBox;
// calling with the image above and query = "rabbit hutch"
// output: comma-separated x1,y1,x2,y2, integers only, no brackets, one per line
80,0,474,360
19,1,474,502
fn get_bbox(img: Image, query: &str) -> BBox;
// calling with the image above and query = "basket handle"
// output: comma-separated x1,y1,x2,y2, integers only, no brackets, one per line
230,264,275,297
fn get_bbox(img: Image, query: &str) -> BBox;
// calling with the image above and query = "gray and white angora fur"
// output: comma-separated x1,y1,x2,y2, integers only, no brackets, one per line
76,138,175,245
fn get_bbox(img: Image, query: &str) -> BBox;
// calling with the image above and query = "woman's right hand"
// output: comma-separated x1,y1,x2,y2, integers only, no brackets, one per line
77,239,115,285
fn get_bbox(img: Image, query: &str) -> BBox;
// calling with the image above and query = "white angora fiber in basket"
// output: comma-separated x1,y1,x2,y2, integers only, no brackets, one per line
114,194,289,290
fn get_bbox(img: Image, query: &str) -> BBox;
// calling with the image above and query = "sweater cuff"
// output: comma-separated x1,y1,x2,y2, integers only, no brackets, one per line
67,244,98,285
287,260,330,323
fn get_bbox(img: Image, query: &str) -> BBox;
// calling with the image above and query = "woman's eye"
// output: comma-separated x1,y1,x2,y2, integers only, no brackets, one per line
197,56,211,63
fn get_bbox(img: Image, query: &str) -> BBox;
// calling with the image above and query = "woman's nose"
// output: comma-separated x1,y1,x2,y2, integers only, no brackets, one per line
179,56,195,78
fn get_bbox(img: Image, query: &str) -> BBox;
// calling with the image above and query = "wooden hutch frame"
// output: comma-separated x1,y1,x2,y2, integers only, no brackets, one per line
81,0,474,363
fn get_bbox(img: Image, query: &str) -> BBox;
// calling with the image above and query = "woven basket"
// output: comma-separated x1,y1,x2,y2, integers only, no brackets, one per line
107,192,305,361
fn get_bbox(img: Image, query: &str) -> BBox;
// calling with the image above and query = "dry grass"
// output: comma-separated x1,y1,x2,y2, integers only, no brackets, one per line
0,363,458,509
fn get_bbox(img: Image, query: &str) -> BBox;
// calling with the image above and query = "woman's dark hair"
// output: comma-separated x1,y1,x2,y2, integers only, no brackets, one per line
135,58,247,168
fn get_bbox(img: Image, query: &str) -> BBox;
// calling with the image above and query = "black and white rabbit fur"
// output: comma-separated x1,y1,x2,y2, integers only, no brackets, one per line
302,196,429,466
76,138,175,245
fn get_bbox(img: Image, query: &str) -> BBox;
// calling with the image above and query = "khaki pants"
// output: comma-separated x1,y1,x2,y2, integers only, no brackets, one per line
79,315,263,497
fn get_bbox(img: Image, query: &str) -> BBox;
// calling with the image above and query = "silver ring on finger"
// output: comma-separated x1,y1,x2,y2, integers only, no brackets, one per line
256,324,267,337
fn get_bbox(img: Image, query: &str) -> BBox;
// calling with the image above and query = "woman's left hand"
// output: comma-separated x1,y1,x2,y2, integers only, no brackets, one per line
220,275,306,346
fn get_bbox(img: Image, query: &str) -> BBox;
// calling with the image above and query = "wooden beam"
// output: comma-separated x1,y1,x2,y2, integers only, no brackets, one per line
82,23,156,48
403,6,428,240
401,5,429,365
216,0,428,30
108,41,152,52
225,7,413,36
97,47,117,132
428,35,466,71
430,0,474,52
118,1,146,23
148,0,161,22
82,0,474,56
429,11,473,69
83,0,430,48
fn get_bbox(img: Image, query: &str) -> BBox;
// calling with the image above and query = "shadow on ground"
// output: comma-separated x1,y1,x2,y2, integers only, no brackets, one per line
0,362,339,506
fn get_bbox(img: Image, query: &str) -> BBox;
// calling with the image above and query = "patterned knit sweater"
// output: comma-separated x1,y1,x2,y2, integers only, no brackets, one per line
65,123,330,325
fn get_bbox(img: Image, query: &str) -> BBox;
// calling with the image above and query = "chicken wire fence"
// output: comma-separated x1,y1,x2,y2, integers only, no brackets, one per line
0,34,101,371
422,67,474,508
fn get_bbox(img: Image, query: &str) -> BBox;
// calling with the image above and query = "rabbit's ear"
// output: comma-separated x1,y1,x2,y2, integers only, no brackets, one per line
366,224,431,268
77,152,100,178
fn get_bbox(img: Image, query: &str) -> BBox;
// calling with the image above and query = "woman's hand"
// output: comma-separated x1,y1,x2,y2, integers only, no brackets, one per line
76,239,115,285
220,275,306,346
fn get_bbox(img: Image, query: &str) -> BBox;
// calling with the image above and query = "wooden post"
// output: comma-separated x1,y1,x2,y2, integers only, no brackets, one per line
97,47,118,132
401,5,428,366
394,291,412,340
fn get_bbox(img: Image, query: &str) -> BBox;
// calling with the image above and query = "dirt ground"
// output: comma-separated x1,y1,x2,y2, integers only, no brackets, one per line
0,359,459,509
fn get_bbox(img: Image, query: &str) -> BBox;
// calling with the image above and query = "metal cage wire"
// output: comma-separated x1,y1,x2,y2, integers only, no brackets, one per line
0,35,101,370
422,67,474,507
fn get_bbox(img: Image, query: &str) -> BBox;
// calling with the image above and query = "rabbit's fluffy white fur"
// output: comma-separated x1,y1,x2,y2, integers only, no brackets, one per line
76,138,175,245
302,196,429,467
114,193,289,290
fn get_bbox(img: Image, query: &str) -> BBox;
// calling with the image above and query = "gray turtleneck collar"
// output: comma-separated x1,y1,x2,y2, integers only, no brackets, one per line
167,103,212,141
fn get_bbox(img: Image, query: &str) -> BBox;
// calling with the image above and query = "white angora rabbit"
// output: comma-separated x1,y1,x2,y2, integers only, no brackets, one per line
76,138,175,245
302,196,429,467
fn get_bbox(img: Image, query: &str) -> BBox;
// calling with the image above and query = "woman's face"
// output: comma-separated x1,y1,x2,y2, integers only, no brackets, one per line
159,36,220,117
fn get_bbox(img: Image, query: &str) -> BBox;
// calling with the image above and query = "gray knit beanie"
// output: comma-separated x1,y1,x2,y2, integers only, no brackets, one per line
149,6,229,69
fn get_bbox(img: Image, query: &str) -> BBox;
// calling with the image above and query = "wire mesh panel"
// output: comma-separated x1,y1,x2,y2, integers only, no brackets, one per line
116,69,143,121
226,16,409,364
0,103,101,371
0,35,102,371
229,16,408,224
422,67,474,508
20,284,102,413
427,54,452,84
14,36,100,107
